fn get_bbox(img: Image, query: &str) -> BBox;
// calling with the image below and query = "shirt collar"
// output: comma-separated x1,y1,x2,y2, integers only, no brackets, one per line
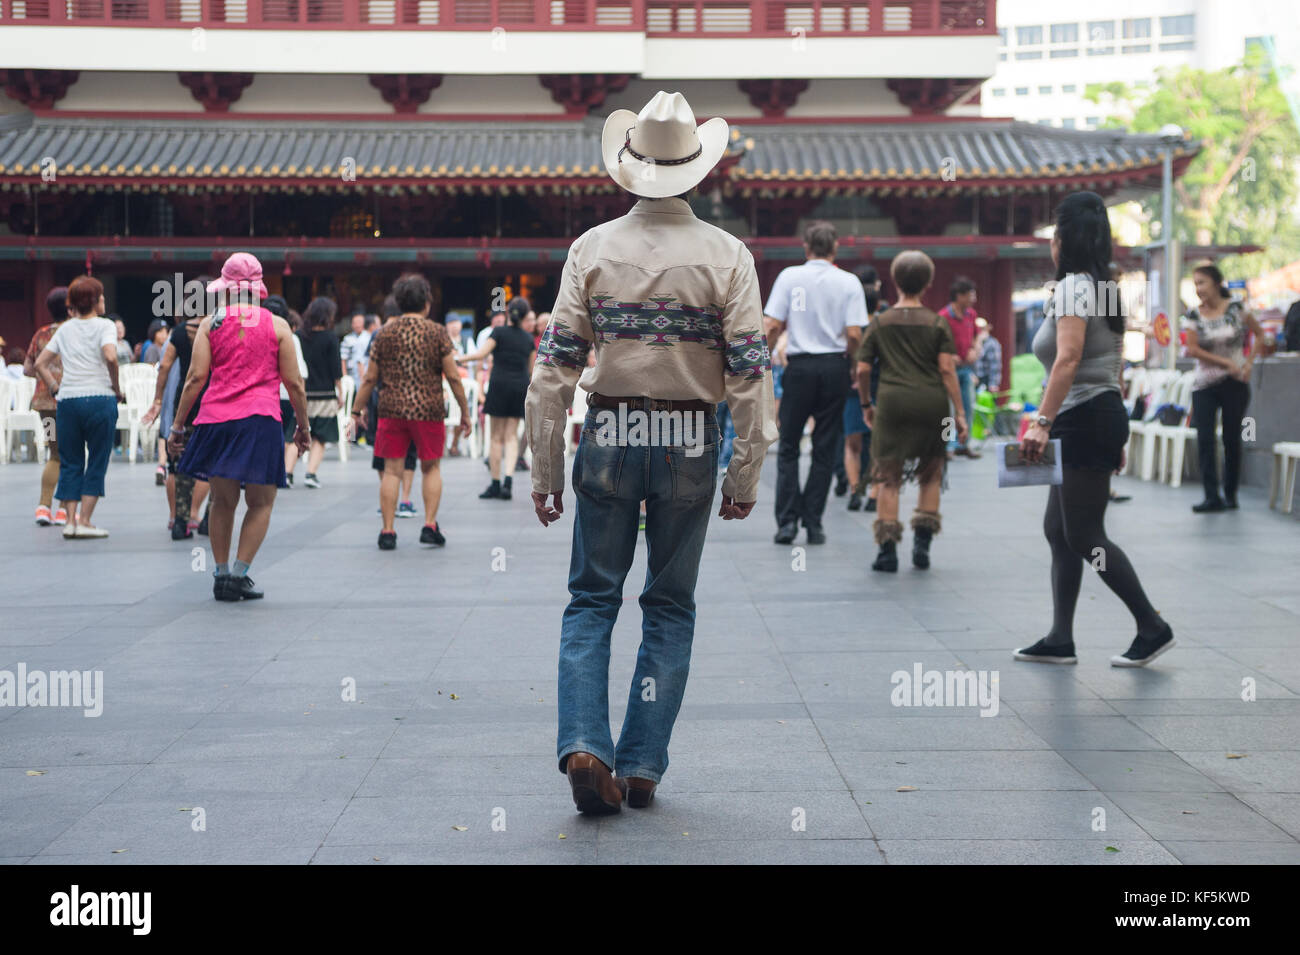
631,197,696,218
804,258,833,268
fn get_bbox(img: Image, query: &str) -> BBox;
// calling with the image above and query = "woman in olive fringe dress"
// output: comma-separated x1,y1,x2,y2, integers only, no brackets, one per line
855,251,967,572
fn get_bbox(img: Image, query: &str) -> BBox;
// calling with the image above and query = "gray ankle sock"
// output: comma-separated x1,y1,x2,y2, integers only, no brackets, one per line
215,562,230,578
232,560,251,577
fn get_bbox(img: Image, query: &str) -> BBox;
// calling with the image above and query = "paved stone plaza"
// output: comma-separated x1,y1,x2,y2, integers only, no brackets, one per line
1,443,1297,865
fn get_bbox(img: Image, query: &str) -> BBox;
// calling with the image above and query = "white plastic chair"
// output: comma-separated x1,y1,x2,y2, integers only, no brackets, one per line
118,363,157,390
1154,372,1198,487
1127,369,1175,480
4,376,43,464
336,375,356,463
1269,442,1300,513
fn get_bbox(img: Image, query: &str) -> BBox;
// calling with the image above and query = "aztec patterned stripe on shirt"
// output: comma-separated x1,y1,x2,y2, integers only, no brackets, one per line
725,331,771,381
537,323,592,370
588,295,725,349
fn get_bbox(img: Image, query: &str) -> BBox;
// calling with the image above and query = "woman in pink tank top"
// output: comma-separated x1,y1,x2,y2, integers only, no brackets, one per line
170,253,311,603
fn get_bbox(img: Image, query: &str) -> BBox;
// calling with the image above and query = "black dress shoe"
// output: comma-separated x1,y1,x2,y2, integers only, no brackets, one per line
774,522,798,544
805,526,826,545
1224,495,1239,510
1192,498,1226,513
864,497,877,512
847,493,863,511
234,576,263,600
834,476,849,497
213,574,238,602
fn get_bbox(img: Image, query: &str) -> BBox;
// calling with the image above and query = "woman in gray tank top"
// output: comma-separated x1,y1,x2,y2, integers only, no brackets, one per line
1015,191,1174,669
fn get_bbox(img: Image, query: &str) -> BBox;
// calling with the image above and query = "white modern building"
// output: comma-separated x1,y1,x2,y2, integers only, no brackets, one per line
983,0,1299,129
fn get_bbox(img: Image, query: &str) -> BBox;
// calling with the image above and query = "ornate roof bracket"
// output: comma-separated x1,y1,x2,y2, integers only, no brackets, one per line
178,72,255,112
0,70,80,109
369,74,444,114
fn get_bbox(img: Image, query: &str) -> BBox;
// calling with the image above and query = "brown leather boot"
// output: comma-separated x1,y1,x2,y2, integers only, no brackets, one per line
565,753,623,815
621,776,657,809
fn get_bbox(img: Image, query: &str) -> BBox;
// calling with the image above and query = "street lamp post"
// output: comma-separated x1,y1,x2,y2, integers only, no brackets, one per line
1158,124,1183,370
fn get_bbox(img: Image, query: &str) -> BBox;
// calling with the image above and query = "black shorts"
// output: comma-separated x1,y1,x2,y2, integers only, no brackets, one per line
372,442,418,473
1051,390,1129,471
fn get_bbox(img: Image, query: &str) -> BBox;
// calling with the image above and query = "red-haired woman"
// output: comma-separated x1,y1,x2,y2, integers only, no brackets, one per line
33,275,122,540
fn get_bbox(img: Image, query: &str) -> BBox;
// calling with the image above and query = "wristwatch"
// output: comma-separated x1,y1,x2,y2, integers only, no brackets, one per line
1035,414,1052,428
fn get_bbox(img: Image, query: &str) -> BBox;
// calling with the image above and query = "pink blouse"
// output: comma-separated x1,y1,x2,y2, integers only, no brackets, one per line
194,305,282,424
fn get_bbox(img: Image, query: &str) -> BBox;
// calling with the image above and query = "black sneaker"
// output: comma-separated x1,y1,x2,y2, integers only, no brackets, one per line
806,526,826,545
479,480,502,499
1192,498,1225,513
420,524,446,546
847,493,863,511
774,522,797,545
1110,623,1175,668
865,497,877,512
1013,638,1078,664
378,531,397,551
171,520,193,541
501,476,513,501
285,474,294,489
834,476,849,497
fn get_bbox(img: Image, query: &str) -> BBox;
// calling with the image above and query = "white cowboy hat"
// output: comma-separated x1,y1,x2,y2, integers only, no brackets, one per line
601,91,729,199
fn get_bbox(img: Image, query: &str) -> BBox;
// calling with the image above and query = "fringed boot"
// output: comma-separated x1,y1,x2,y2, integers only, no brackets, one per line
911,509,941,569
871,520,904,573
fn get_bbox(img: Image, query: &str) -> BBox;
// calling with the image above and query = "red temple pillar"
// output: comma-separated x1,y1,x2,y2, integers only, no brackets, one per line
988,257,1014,396
32,261,56,336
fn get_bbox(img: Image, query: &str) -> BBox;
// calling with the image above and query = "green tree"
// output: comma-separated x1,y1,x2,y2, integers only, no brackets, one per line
1086,52,1300,273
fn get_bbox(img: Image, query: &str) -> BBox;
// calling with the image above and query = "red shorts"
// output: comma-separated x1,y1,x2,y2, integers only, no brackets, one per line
375,418,445,461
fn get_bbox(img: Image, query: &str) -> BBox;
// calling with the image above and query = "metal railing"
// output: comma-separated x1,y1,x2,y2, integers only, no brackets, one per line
0,0,995,34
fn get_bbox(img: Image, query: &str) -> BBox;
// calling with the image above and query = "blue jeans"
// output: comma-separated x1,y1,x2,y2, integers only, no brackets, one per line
557,407,719,783
55,395,118,500
948,365,976,451
715,401,736,469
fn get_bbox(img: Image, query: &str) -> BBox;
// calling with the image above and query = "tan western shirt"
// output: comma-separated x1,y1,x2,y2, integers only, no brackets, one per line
525,197,777,503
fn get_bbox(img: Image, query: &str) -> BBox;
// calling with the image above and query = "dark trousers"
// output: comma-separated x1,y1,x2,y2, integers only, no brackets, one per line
55,395,117,500
1191,377,1250,501
776,352,849,529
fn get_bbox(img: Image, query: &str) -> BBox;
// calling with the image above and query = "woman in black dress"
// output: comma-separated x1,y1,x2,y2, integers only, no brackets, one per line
457,296,536,500
294,296,342,489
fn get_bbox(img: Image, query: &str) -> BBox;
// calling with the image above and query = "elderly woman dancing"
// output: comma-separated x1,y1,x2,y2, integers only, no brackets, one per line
170,253,310,601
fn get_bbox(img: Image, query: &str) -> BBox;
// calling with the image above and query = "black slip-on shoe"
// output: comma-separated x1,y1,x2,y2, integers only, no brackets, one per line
1110,623,1175,668
1013,638,1078,664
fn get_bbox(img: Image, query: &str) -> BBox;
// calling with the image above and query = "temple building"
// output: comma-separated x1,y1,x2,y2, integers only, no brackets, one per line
0,0,1200,385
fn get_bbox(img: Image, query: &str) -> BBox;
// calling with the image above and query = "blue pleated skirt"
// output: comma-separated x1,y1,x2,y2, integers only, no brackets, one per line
178,414,287,488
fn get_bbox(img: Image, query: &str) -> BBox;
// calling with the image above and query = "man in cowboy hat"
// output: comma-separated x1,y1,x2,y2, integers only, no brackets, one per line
525,91,778,815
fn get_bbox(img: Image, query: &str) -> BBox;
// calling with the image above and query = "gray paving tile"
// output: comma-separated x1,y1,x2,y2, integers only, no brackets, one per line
835,751,1095,792
1059,751,1224,792
1104,791,1294,842
878,839,1179,865
855,790,1149,840
1173,750,1300,793
1162,841,1300,864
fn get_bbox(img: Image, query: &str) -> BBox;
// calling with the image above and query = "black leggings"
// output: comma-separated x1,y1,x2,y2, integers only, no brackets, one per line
1043,468,1162,645
1191,378,1250,501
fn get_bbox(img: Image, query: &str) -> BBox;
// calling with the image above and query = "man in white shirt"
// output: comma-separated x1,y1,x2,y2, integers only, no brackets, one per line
763,221,868,545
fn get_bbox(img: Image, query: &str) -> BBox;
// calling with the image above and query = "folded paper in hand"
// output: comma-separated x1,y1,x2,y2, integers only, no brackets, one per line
996,439,1063,488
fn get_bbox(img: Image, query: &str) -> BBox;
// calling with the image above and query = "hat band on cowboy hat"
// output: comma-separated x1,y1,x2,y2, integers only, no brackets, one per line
602,90,729,200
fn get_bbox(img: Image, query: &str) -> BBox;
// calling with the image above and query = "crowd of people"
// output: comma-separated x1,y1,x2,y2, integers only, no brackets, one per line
12,88,1281,816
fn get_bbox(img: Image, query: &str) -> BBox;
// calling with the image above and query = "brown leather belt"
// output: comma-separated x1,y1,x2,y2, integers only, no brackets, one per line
588,393,714,414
